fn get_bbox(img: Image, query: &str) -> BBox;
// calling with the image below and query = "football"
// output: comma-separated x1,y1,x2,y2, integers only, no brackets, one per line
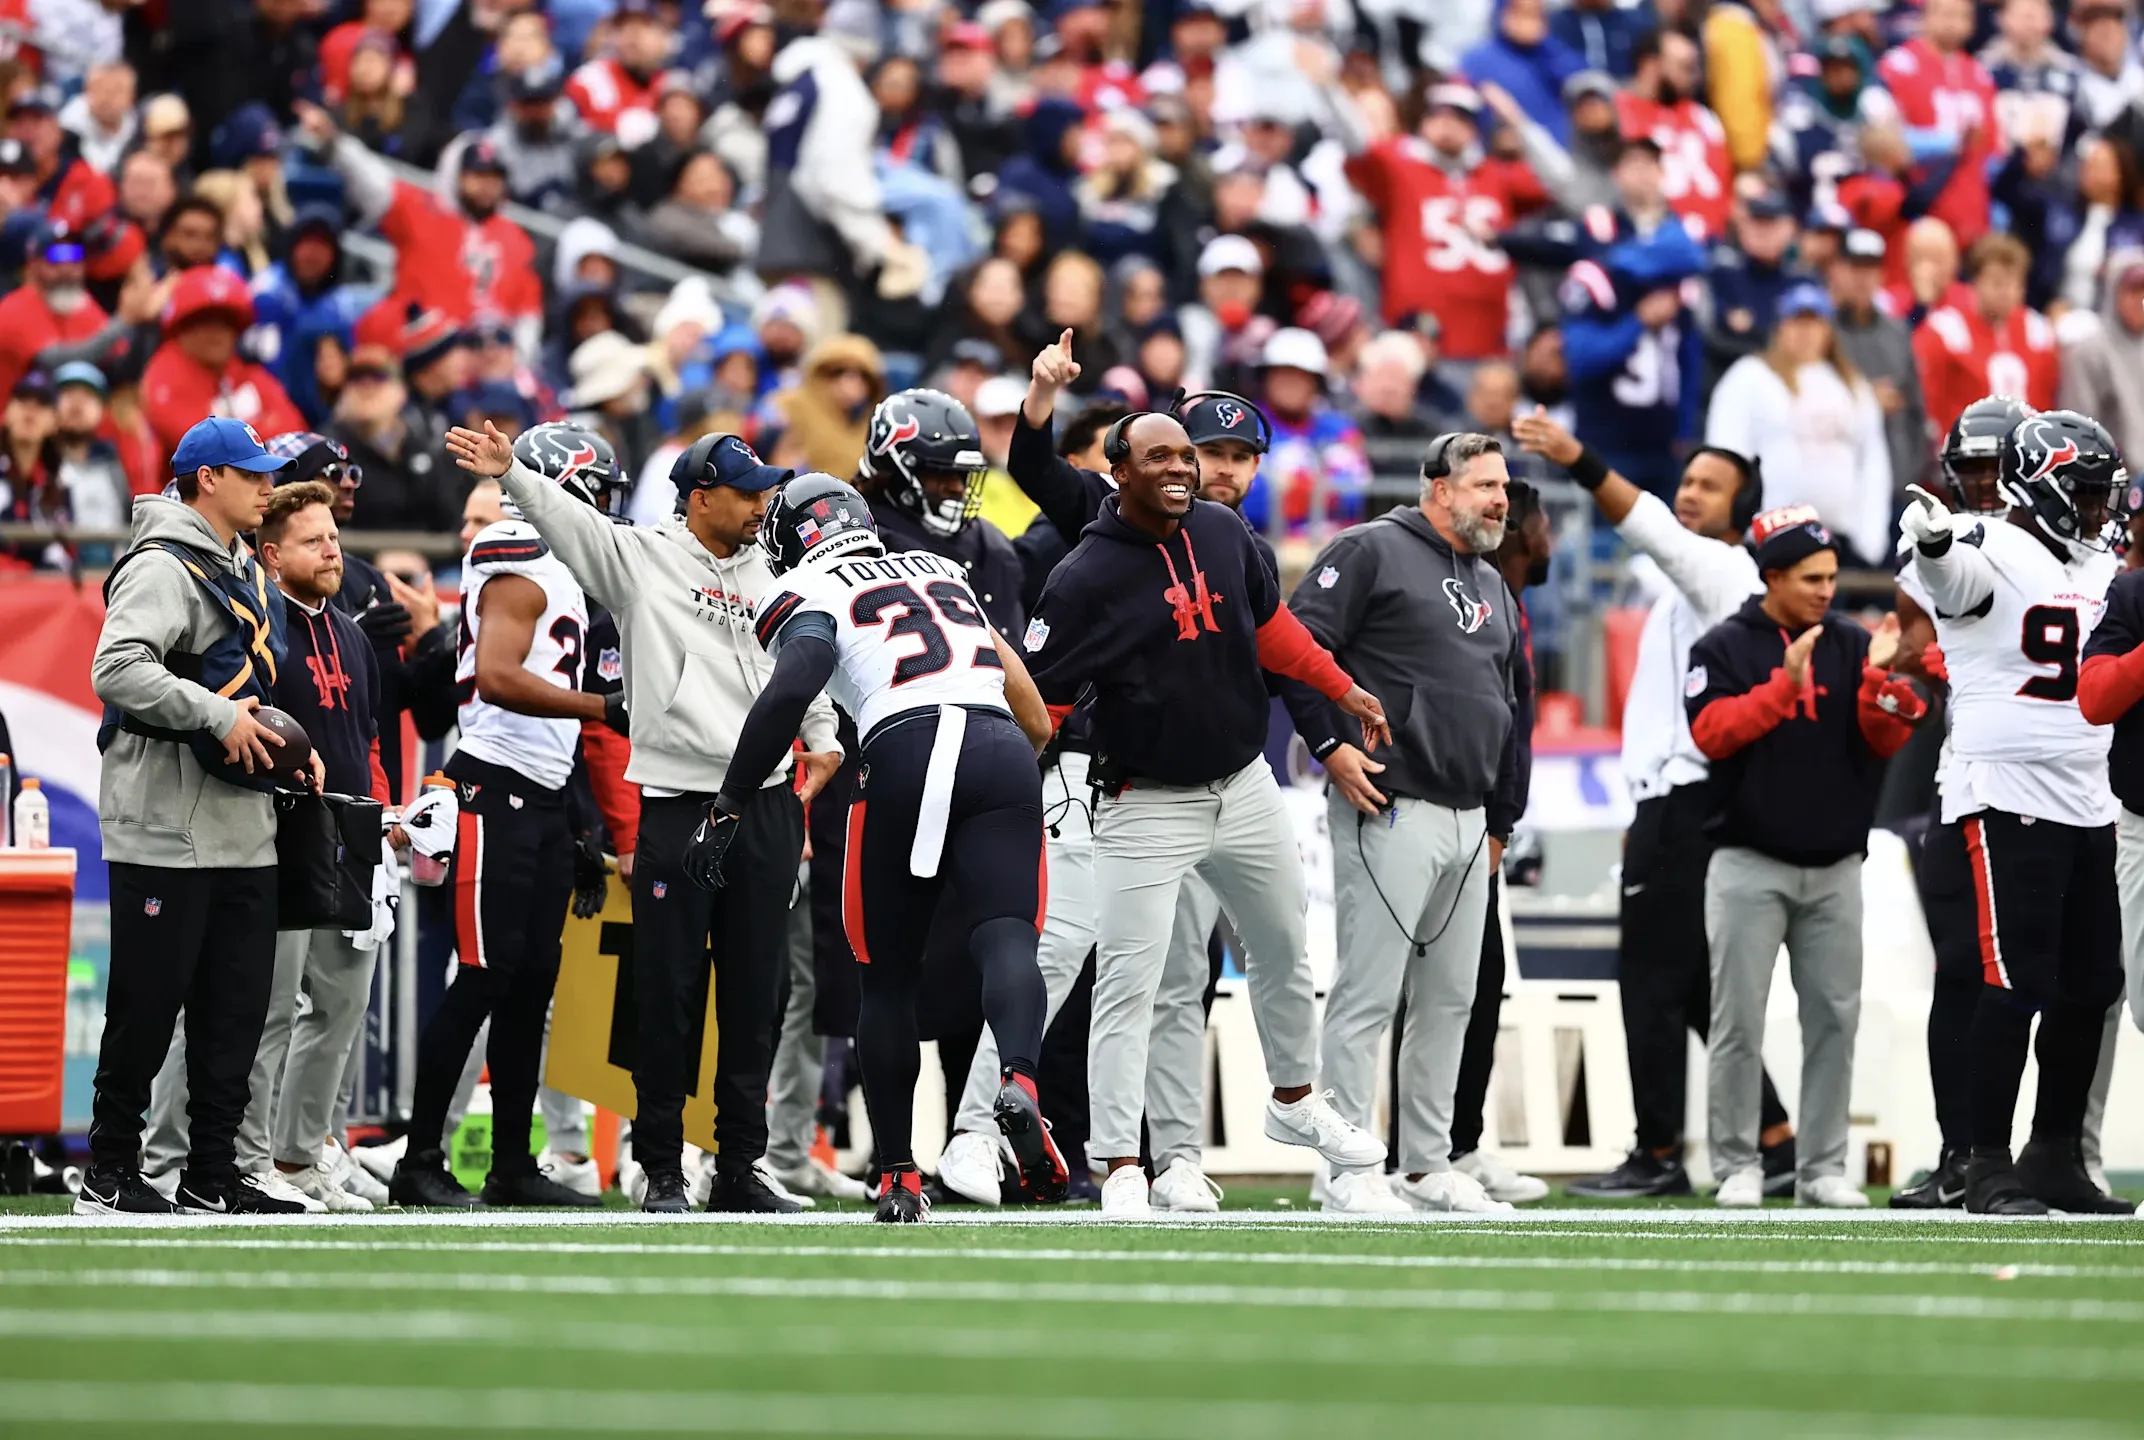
254,705,314,788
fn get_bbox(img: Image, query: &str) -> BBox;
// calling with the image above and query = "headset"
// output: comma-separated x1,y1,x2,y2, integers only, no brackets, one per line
1419,431,1463,483
1690,445,1765,535
1101,408,1159,465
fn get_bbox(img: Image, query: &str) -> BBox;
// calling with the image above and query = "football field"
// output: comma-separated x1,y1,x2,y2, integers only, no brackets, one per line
4,1192,2144,1438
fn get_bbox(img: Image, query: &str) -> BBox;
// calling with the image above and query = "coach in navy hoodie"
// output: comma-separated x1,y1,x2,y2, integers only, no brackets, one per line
1684,505,1924,1209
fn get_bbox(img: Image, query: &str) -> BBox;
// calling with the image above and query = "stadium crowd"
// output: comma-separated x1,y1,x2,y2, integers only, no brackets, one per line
11,0,2144,1218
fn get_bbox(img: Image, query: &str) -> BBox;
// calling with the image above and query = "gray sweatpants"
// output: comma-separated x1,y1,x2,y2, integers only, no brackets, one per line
1320,794,1491,1176
765,868,820,1174
1704,847,1862,1185
1088,759,1317,1162
1149,873,1221,1171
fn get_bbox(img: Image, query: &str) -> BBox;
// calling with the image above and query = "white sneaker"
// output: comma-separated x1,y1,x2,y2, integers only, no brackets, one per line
779,1157,869,1202
1715,1165,1764,1207
350,1135,404,1184
620,1158,648,1208
934,1130,1004,1206
689,1150,715,1209
285,1159,373,1212
753,1158,816,1209
1309,1159,1331,1210
145,1169,180,1200
1796,1174,1870,1208
1454,1149,1550,1204
1392,1168,1513,1214
1324,1168,1415,1214
1149,1158,1223,1213
326,1141,388,1206
243,1170,326,1214
538,1149,602,1198
1099,1166,1152,1218
1263,1090,1387,1169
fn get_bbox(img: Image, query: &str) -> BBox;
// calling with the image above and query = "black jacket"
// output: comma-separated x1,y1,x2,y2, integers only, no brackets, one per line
867,495,1026,637
1685,598,1889,866
327,413,463,536
273,593,381,798
1290,508,1521,818
2081,567,2144,815
1492,599,1537,839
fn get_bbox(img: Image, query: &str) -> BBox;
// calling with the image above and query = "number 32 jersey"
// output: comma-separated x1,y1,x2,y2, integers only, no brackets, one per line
454,520,589,790
1917,520,2117,828
752,550,1007,736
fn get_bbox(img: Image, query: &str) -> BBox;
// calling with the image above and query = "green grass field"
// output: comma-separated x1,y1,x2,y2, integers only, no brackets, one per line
3,1189,2143,1438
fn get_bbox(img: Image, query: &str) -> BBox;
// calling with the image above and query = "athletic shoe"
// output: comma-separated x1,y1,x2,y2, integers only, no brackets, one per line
351,1135,406,1184
935,1130,1004,1206
1309,1161,1331,1210
1889,1150,1967,1210
175,1174,309,1215
1964,1148,2047,1216
1760,1135,1797,1198
1263,1090,1386,1168
641,1167,691,1213
328,1140,389,1207
1565,1148,1694,1200
618,1155,648,1208
875,1168,929,1223
1099,1165,1152,1218
689,1151,715,1209
245,1170,327,1214
753,1159,815,1209
1454,1149,1549,1204
538,1149,602,1199
1796,1175,1869,1208
73,1164,175,1216
1325,1168,1415,1214
1149,1157,1224,1214
1393,1168,1513,1214
1714,1166,1764,1208
285,1159,373,1212
779,1156,869,1203
993,1074,1069,1203
388,1152,482,1209
1064,1169,1101,1204
706,1166,803,1214
2016,1137,2137,1215
482,1169,604,1208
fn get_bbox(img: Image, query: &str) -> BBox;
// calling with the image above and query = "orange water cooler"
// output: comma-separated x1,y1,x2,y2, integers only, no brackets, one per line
0,848,74,1134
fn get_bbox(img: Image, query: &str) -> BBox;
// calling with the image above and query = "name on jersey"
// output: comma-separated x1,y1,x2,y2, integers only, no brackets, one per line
821,552,967,588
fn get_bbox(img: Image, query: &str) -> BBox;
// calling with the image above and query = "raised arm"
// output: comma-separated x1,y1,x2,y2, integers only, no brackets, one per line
1901,485,1997,622
448,423,645,611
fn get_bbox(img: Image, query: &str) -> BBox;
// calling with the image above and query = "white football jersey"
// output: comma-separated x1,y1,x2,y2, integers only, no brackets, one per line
752,549,1009,738
454,519,589,790
1920,520,2118,827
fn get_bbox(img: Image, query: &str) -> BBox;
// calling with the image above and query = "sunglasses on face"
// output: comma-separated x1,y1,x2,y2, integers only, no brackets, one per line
319,461,363,488
347,365,395,384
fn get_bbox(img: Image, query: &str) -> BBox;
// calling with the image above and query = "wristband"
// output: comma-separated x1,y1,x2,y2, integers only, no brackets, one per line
1567,446,1610,492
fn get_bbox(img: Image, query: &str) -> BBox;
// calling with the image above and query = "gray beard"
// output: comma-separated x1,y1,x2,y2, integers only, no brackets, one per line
1454,511,1506,553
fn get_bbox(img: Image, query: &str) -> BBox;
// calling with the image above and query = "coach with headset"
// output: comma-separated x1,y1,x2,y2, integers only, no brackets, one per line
1290,431,1524,1214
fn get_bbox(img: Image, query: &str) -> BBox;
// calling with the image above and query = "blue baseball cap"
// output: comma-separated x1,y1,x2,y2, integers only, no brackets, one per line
171,416,292,478
673,432,791,496
51,360,107,396
1778,281,1835,321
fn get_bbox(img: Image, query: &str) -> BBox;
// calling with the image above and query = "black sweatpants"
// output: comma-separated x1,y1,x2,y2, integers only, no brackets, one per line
1959,811,2122,1149
1914,807,1983,1152
1620,786,1788,1152
1451,876,1503,1158
406,753,572,1178
848,707,1046,1170
631,782,804,1175
91,862,278,1184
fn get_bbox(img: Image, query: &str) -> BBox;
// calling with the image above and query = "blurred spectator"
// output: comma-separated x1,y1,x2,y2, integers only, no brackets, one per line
971,372,1038,539
572,130,641,228
1773,38,1869,220
871,53,961,186
1347,328,1438,440
2071,0,2144,132
564,328,657,477
1885,215,1964,327
473,58,581,213
2058,249,2144,467
925,258,1027,377
980,0,1036,115
1707,283,1893,565
1344,82,1546,355
1132,316,1186,394
394,308,473,440
1700,188,1805,380
1912,232,2059,440
1180,233,1275,394
565,0,672,143
1617,29,1731,238
937,21,1019,181
319,0,417,105
209,104,295,248
0,217,107,399
250,207,375,420
1076,108,1175,269
1551,0,1649,79
1828,228,1930,499
118,151,176,238
631,72,713,209
326,342,459,535
190,171,272,279
138,95,194,185
1395,312,1467,419
1021,249,1120,395
48,360,127,541
452,8,557,134
641,148,757,277
1518,323,1573,429
752,283,819,393
1461,0,1583,143
1248,326,1367,536
1980,0,2081,156
10,84,116,231
167,0,321,163
141,264,303,459
333,30,419,157
773,333,885,476
933,337,1003,413
1488,70,1620,215
994,94,1084,241
156,194,226,277
1465,360,1525,450
1800,205,1851,274
0,370,63,570
61,61,137,175
702,6,782,192
1875,0,1995,252
1700,0,1788,172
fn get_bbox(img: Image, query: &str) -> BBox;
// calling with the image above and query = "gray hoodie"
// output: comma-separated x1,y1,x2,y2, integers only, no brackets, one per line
91,497,280,869
2058,245,2144,468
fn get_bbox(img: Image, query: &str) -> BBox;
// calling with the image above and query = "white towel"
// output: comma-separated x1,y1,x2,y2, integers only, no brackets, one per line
398,785,460,859
343,836,401,951
909,706,968,879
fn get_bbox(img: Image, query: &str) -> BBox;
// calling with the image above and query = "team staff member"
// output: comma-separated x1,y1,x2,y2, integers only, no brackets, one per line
2073,517,2144,1097
447,422,842,1215
1289,433,1522,1215
80,417,310,1216
1686,507,1925,1208
1514,407,1794,1200
1022,410,1392,1217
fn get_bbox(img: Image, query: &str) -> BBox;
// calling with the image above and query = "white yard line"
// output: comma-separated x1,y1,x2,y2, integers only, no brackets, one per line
5,1233,2139,1280
3,1266,2140,1322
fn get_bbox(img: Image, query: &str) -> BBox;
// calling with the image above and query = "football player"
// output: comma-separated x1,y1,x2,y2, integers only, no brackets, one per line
1901,409,2135,1214
689,474,1066,1223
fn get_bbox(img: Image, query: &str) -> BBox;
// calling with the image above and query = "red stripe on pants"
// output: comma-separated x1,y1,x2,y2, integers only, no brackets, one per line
1962,816,2005,988
454,810,484,968
842,800,871,965
1034,825,1049,932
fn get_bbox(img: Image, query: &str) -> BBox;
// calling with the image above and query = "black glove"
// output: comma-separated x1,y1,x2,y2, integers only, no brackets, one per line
602,690,629,736
570,834,609,919
681,800,743,890
355,601,413,649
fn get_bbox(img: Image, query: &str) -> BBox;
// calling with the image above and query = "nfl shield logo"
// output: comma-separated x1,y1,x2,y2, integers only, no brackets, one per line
1317,566,1339,589
144,897,162,917
652,881,668,900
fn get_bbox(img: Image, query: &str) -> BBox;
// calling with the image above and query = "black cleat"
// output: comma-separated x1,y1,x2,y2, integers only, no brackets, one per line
706,1167,803,1214
1565,1148,1694,1200
72,1164,175,1216
1890,1149,1968,1210
1761,1135,1797,1198
2016,1137,2136,1215
875,1168,929,1223
993,1075,1069,1203
389,1151,483,1209
1965,1147,2048,1216
482,1168,603,1208
641,1168,692,1214
175,1173,307,1215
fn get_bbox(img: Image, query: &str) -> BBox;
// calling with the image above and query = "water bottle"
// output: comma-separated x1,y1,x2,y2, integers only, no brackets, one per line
410,773,454,886
13,778,49,849
0,754,11,847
